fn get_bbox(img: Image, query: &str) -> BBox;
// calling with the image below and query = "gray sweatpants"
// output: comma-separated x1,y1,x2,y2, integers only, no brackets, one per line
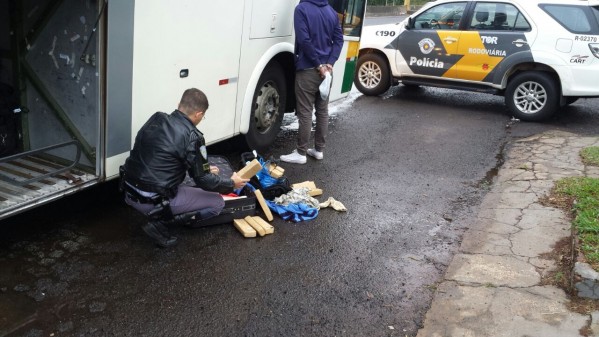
295,69,331,155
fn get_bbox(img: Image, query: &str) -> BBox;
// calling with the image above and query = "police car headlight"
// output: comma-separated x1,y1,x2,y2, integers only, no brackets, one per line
590,43,599,59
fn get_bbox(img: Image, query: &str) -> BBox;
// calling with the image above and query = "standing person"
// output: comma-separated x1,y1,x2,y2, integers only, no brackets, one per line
280,0,343,164
121,88,249,247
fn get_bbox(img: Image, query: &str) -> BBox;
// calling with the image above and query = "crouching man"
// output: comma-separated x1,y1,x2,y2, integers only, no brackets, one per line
121,88,248,247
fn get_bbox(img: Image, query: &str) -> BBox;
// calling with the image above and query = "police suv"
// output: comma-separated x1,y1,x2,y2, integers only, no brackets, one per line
354,0,599,121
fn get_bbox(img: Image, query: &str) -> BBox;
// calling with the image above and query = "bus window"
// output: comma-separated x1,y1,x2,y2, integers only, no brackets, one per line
330,0,367,37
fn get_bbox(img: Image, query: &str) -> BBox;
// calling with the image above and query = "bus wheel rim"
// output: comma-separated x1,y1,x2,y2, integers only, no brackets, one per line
254,81,280,133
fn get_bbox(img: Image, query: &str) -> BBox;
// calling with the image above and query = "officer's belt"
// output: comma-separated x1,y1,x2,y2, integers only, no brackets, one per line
124,183,163,204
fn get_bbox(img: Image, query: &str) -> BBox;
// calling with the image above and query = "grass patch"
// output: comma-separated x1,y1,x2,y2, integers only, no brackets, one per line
541,146,599,315
581,146,599,166
554,176,599,268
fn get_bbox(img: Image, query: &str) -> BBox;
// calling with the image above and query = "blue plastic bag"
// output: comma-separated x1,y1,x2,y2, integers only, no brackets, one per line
255,157,286,189
265,200,318,223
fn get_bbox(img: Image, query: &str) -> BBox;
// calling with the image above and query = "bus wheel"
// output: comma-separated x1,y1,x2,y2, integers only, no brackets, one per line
505,71,559,121
354,53,391,96
246,62,286,152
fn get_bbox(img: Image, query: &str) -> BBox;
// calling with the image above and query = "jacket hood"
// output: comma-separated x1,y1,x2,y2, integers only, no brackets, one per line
301,0,329,7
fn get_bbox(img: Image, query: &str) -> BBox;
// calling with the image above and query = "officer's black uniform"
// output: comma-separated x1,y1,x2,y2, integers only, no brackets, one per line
122,110,234,247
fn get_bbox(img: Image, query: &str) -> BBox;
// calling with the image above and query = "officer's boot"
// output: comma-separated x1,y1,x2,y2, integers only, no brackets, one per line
170,211,199,226
142,211,198,247
141,211,207,247
141,220,178,248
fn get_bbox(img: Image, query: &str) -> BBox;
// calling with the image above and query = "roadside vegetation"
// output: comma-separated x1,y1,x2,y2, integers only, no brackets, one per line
540,146,599,315
581,147,599,166
553,146,599,269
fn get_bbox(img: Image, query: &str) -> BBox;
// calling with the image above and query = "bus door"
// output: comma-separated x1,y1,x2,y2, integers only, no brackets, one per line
329,0,367,100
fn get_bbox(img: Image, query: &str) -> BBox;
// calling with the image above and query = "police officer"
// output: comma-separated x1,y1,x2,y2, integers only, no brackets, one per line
122,88,248,247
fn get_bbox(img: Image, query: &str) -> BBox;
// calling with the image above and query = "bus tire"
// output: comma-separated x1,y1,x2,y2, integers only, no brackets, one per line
246,62,287,152
354,53,391,96
505,71,559,122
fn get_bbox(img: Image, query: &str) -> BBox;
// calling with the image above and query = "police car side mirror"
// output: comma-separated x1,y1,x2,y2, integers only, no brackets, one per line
406,17,413,30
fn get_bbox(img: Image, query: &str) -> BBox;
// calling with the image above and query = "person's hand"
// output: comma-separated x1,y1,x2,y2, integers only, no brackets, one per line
210,165,219,175
318,65,328,79
318,64,333,78
231,172,250,189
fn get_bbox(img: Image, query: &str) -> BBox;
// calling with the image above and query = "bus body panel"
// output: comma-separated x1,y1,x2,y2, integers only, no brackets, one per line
130,1,243,146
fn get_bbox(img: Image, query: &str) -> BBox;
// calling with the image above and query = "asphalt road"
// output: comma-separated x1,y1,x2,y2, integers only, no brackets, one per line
1,83,597,337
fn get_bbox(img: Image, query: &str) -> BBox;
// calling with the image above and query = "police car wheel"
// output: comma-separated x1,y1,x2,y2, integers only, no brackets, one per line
354,53,391,96
505,71,559,122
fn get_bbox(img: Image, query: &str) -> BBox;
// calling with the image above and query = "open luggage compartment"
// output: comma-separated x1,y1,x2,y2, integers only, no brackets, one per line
0,0,103,219
0,140,96,218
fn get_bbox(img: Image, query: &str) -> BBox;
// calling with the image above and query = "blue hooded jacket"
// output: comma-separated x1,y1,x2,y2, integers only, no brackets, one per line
294,0,344,71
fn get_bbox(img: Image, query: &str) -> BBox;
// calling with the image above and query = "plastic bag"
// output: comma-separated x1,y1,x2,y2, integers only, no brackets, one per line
255,157,279,187
319,71,332,100
254,157,291,199
266,200,318,222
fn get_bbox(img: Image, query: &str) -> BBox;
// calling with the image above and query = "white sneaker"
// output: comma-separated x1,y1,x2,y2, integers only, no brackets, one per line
307,148,324,160
280,150,306,164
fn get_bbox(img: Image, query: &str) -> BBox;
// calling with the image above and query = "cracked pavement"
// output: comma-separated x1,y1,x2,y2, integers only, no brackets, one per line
417,131,599,337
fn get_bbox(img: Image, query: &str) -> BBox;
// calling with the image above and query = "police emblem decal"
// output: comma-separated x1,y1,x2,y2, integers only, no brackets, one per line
418,38,435,55
200,145,208,159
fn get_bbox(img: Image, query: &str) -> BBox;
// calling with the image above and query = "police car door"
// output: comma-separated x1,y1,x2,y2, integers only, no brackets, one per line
455,2,535,85
396,2,467,79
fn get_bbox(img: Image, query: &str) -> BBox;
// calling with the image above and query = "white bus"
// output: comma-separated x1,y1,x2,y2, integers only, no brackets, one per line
0,0,366,220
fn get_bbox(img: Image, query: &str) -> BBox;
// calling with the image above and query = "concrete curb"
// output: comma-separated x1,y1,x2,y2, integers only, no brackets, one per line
417,131,599,337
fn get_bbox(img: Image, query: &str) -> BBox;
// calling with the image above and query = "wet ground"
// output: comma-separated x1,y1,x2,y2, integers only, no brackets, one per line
1,86,598,337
